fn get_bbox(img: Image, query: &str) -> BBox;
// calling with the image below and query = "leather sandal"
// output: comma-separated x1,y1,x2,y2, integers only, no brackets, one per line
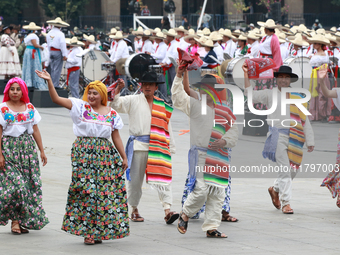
268,186,281,209
221,211,238,222
164,211,179,224
84,238,95,245
11,220,21,235
206,229,228,238
177,212,188,234
282,205,294,214
94,240,102,244
19,226,29,234
130,212,144,222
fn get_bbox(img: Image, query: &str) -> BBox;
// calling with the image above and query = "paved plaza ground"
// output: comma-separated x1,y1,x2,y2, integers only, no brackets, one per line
1,102,340,255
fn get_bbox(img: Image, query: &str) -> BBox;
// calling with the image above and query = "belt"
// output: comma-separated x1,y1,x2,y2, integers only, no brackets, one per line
67,66,80,85
26,45,41,63
260,53,273,57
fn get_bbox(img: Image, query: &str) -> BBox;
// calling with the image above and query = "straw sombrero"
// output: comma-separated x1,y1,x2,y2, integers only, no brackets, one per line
201,39,217,48
257,19,278,29
163,28,180,38
202,27,211,36
107,28,117,35
247,31,260,40
132,27,144,36
149,27,161,34
83,34,97,44
278,33,286,44
151,31,166,40
308,34,330,45
316,28,326,35
174,26,188,33
184,29,198,43
218,28,225,34
46,17,69,27
109,31,128,40
288,33,309,47
326,34,338,45
220,29,236,39
142,30,152,37
236,34,247,41
194,36,207,45
209,31,223,41
66,36,85,46
23,22,42,31
232,29,242,37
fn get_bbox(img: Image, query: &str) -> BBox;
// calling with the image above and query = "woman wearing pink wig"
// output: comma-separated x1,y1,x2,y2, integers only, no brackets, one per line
0,77,48,235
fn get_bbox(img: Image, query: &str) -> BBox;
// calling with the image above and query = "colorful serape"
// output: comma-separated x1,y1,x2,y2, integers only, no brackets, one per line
146,96,173,185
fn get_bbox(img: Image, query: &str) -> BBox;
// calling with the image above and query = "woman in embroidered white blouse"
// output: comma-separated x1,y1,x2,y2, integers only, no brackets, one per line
36,70,129,245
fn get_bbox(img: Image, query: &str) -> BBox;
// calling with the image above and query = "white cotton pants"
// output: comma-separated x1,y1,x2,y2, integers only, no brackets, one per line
183,151,225,231
273,133,298,207
127,151,172,210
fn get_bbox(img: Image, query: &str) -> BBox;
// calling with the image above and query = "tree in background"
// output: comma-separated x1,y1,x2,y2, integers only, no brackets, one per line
332,0,340,5
0,0,29,17
41,0,90,22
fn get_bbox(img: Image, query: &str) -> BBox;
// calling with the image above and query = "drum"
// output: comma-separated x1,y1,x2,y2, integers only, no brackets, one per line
283,56,312,89
101,62,115,71
124,53,157,80
81,50,110,81
225,57,249,89
201,69,217,77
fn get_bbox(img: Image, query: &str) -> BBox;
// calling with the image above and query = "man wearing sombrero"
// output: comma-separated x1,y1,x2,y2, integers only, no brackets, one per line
46,17,70,88
172,61,239,237
65,37,84,98
220,29,237,59
243,63,315,214
140,30,154,54
111,71,179,224
174,26,190,51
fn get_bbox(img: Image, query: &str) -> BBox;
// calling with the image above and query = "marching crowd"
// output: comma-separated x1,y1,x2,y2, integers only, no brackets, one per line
1,15,340,246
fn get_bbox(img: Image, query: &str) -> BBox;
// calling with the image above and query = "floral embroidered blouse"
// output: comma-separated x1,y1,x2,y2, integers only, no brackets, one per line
0,102,41,137
70,98,123,139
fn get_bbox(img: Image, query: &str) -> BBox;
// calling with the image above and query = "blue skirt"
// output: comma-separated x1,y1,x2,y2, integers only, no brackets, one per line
22,48,47,90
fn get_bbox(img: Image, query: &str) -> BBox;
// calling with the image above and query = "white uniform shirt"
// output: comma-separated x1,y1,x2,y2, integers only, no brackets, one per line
24,33,40,46
259,35,273,55
0,102,41,137
151,41,167,63
65,46,82,69
162,39,179,65
141,39,154,54
213,42,224,62
46,27,67,57
110,93,175,153
134,39,143,52
178,37,190,51
69,98,123,139
280,44,289,61
248,41,260,58
223,39,236,58
110,39,129,63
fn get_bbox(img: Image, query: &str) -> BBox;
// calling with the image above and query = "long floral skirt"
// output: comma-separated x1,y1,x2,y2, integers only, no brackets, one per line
0,133,49,229
321,129,340,198
61,137,129,240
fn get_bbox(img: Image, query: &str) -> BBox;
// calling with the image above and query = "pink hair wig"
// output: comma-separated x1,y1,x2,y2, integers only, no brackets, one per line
3,77,30,104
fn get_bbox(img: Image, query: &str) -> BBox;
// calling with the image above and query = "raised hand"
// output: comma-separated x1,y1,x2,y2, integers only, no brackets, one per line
318,64,328,80
242,62,249,73
35,70,52,81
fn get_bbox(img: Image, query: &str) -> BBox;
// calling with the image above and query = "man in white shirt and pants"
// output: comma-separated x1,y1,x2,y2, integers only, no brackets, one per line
140,30,154,54
220,29,237,59
46,17,69,88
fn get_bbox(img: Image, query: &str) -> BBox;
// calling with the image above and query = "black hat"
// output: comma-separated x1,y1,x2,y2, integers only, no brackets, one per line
273,65,299,83
139,72,164,84
1,25,13,34
192,74,225,91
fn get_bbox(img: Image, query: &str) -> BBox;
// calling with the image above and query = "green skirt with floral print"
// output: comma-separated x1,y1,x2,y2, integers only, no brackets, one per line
61,137,129,240
0,132,49,229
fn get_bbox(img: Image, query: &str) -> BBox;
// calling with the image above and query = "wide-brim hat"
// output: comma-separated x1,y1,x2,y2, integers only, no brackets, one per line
151,31,166,40
249,23,255,28
163,28,180,38
201,39,217,48
83,34,97,44
236,34,247,41
308,34,330,45
139,71,164,84
194,36,207,45
47,17,69,27
132,27,144,36
66,36,85,46
149,27,161,34
326,34,338,45
220,29,236,39
107,28,117,35
2,25,13,32
184,33,198,43
203,28,211,36
278,33,286,44
232,29,242,37
288,34,309,47
174,26,188,33
23,22,41,31
247,31,260,40
192,74,225,91
257,19,278,29
142,30,152,37
316,28,326,35
274,66,298,83
209,31,223,41
109,31,128,39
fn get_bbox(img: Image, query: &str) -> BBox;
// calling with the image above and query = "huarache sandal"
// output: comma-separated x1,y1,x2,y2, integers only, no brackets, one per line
164,211,179,225
177,212,188,234
19,226,29,234
11,220,21,235
282,205,294,214
221,212,238,222
268,186,281,209
84,237,95,245
94,240,102,244
130,212,144,222
206,229,228,238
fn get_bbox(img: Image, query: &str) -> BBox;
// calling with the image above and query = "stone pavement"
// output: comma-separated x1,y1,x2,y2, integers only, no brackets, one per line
1,104,340,255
